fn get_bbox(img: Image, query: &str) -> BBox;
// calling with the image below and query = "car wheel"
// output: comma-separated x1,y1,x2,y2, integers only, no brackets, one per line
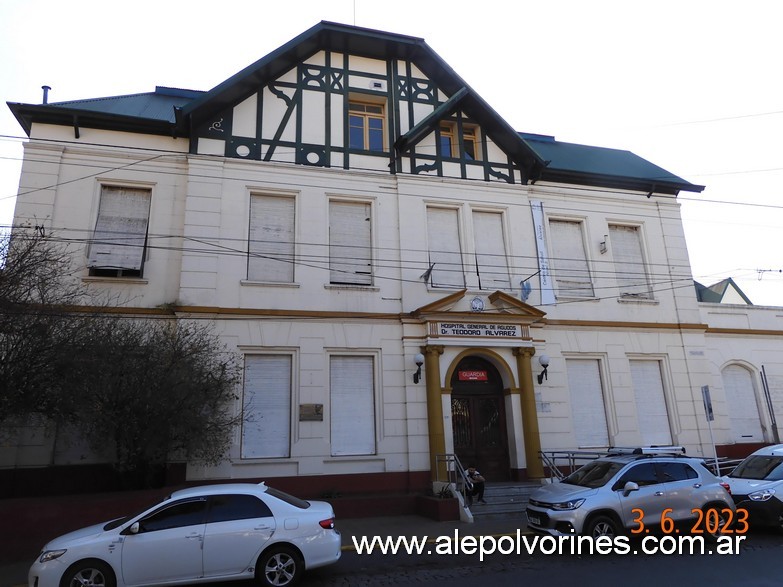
585,515,620,539
702,505,731,541
256,546,303,587
60,559,115,587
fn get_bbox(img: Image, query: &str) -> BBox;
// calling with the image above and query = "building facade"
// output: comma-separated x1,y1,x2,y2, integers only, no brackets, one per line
4,22,782,495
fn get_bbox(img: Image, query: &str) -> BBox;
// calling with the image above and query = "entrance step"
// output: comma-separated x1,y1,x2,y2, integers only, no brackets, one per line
468,482,542,520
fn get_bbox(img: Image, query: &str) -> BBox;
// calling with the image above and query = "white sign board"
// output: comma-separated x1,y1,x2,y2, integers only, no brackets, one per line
530,200,556,305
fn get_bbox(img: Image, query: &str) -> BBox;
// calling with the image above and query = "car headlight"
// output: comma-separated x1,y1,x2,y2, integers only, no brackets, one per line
551,499,585,511
39,549,67,563
749,488,776,502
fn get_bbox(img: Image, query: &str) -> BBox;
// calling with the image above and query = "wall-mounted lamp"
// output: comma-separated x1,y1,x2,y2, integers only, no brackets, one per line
413,353,425,384
537,354,550,384
599,236,608,254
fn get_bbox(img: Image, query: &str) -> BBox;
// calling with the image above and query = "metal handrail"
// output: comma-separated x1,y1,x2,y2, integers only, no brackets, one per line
435,453,472,502
539,449,614,482
540,448,741,481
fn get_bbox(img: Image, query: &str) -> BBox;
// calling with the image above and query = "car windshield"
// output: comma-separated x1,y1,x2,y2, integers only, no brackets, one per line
265,486,311,509
562,461,625,488
102,497,168,531
730,455,783,481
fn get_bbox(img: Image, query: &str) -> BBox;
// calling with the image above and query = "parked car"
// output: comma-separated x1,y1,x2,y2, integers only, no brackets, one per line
28,482,341,587
526,447,735,539
721,444,783,533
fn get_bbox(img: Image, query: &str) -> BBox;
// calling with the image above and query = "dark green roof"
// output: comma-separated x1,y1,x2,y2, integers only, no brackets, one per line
521,133,703,195
694,278,752,304
8,86,202,137
7,22,703,195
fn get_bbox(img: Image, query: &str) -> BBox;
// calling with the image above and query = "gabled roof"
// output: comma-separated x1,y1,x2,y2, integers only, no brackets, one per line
7,21,703,195
694,278,753,305
521,133,704,195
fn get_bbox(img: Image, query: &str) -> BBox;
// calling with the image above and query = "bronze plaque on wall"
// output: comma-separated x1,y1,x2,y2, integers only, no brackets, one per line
299,403,324,421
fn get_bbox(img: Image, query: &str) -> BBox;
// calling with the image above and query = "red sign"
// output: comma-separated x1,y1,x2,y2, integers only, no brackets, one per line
458,370,488,381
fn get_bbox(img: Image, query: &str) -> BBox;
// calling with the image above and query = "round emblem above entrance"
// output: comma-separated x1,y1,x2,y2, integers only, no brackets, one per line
471,296,485,312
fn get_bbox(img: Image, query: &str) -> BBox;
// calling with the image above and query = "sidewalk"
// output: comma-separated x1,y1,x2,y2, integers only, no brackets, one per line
1,513,531,587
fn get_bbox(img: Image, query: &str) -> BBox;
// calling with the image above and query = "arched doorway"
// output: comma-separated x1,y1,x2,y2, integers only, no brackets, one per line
450,356,510,481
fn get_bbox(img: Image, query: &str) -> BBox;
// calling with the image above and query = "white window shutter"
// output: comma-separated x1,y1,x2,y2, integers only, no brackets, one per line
567,359,609,447
472,211,511,290
426,207,464,288
609,225,652,298
630,360,672,445
722,365,764,442
88,186,151,270
330,356,376,456
248,195,295,282
549,220,594,298
329,201,372,285
241,355,291,458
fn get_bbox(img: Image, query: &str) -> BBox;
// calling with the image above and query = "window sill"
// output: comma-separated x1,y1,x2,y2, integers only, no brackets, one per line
240,280,300,289
82,276,149,285
617,296,659,305
324,284,380,292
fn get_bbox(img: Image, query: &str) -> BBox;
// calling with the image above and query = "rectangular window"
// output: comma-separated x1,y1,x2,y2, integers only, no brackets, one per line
426,207,464,288
330,355,376,456
549,219,594,298
87,185,151,277
609,224,653,299
462,126,478,160
241,355,291,458
473,211,511,290
348,101,385,151
248,194,295,282
629,360,672,446
329,200,372,285
567,359,609,447
439,122,479,159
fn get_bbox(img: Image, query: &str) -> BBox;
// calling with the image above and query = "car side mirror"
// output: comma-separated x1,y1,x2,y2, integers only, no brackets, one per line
127,522,140,535
622,481,639,497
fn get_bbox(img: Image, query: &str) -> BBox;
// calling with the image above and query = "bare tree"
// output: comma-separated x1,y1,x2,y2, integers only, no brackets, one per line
2,229,243,488
0,227,92,420
65,318,242,487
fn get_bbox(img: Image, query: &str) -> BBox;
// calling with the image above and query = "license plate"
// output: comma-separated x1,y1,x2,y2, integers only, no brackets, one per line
528,515,541,525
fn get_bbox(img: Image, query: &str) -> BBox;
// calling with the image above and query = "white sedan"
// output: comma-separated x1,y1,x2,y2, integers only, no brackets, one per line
28,482,341,587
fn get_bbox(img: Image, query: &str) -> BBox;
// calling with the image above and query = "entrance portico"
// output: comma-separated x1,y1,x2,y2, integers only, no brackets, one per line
411,290,546,481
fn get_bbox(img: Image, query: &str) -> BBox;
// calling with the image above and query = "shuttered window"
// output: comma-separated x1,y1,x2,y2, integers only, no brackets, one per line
87,186,151,274
549,220,594,298
241,355,291,458
426,207,464,288
330,356,376,456
329,201,372,285
248,195,295,282
630,360,672,445
567,359,609,447
473,211,511,290
609,225,652,299
722,365,764,443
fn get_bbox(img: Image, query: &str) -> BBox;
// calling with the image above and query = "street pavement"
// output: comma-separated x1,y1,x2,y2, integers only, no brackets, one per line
1,512,531,587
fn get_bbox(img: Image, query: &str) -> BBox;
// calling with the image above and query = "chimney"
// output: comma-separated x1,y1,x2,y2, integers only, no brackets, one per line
42,85,51,104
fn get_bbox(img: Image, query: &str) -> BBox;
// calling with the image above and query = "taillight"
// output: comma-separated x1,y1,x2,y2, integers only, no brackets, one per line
720,482,731,495
319,518,335,529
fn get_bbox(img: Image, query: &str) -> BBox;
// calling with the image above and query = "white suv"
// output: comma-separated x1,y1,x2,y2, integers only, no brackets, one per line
526,447,735,538
722,444,783,533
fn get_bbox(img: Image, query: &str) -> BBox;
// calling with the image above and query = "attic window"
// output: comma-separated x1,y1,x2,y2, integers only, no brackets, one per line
348,101,385,152
439,122,480,160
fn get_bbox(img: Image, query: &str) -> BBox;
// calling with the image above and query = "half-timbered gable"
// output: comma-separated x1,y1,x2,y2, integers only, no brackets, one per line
184,21,541,183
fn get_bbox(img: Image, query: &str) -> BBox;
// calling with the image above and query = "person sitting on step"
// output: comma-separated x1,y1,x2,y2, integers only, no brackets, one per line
465,465,486,506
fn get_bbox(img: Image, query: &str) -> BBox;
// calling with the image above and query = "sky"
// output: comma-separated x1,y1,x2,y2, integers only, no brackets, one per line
2,0,782,305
